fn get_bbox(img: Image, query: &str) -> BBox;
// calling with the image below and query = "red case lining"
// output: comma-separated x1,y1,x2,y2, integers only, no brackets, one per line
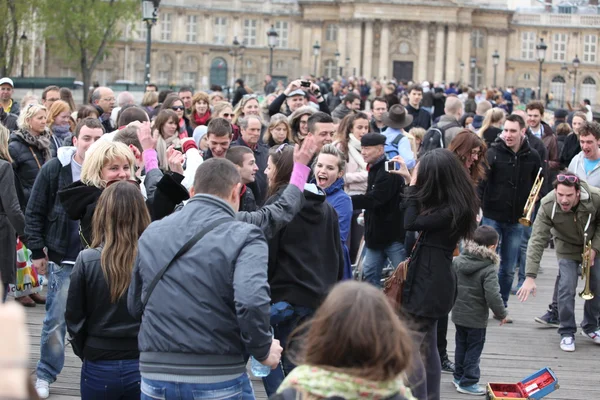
489,371,555,398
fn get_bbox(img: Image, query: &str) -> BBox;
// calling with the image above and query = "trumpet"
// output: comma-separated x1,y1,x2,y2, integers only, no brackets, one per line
579,234,594,300
519,167,544,227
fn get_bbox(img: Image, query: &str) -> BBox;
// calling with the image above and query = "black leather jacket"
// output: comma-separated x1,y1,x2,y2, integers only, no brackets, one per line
65,247,140,360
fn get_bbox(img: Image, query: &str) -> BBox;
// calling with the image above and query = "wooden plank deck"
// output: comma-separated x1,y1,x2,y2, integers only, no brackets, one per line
19,248,600,399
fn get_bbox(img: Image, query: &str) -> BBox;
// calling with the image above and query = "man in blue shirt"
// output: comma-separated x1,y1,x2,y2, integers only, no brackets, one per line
381,104,416,169
568,121,600,187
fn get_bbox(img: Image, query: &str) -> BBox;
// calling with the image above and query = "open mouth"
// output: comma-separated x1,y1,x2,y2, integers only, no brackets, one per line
317,174,329,186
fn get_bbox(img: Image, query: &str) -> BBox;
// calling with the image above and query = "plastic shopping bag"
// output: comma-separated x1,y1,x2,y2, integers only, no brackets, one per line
8,238,44,298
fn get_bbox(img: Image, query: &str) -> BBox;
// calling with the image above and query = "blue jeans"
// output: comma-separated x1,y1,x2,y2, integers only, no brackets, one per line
36,262,73,383
481,218,523,307
262,306,314,397
362,242,407,287
81,359,140,400
514,207,537,289
454,325,486,387
141,373,254,400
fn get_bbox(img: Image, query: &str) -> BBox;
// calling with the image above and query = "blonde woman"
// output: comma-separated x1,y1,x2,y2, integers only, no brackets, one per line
263,114,293,147
213,101,238,139
9,104,55,204
58,140,136,248
141,91,159,116
232,95,260,127
0,125,25,303
47,100,75,148
478,108,505,148
66,181,150,400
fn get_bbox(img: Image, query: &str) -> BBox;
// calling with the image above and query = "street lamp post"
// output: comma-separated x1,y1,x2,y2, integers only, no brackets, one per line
492,50,500,88
470,57,476,88
229,37,245,86
19,32,27,78
335,51,340,78
142,0,160,85
572,55,580,104
345,56,350,77
312,41,321,76
536,38,547,101
459,61,464,85
266,25,278,76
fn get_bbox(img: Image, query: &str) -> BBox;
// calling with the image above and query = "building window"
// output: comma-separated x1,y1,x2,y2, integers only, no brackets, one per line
471,29,484,49
558,4,575,14
470,66,483,89
324,60,336,78
584,34,597,64
581,77,597,105
95,69,111,86
182,72,197,86
523,73,531,80
243,19,257,46
520,32,536,60
552,33,567,62
160,13,172,41
274,21,289,48
326,24,337,42
213,17,227,45
157,70,171,85
186,15,197,43
137,21,146,40
275,60,284,70
135,69,145,84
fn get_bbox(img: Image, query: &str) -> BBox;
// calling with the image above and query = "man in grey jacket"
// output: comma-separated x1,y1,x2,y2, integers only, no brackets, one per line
437,96,464,146
568,121,600,188
128,158,283,398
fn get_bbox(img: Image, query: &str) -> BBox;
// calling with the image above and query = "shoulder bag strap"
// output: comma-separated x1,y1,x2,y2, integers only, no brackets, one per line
28,147,42,170
141,217,232,310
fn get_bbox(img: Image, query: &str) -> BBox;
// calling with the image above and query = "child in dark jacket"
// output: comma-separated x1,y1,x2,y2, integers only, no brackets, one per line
451,226,508,396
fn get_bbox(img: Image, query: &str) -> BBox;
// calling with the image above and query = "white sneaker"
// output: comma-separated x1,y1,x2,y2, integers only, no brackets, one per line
35,379,50,399
581,330,600,344
560,336,575,352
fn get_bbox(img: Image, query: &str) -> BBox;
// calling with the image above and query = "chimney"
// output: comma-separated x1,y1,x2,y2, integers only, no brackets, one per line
545,0,553,12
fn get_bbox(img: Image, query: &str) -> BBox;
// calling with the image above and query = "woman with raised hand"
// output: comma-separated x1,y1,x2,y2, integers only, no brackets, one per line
66,181,151,400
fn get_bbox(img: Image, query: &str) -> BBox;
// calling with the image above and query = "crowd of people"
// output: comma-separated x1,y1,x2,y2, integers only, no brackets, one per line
0,71,599,400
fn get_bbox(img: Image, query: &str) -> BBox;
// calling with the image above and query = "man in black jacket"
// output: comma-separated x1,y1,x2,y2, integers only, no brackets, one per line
351,132,406,287
479,114,542,309
268,79,330,117
91,87,116,133
26,118,104,398
405,84,432,131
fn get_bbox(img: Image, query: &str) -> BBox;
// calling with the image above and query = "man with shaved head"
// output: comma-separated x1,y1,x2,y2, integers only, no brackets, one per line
438,96,465,145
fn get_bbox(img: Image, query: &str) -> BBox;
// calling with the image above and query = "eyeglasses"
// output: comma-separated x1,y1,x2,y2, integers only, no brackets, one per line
171,106,185,111
299,120,309,125
470,149,482,156
106,179,141,188
221,113,233,118
275,143,288,153
101,97,116,102
557,175,579,183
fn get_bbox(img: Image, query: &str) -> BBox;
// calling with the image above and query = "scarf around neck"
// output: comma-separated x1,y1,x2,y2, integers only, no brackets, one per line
52,124,71,141
15,128,53,162
277,365,416,400
348,134,368,171
193,110,211,127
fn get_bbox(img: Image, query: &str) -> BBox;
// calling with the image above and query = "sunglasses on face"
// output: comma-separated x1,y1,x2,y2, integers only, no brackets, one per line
171,106,185,111
221,113,233,118
243,94,258,100
557,175,578,183
106,179,141,188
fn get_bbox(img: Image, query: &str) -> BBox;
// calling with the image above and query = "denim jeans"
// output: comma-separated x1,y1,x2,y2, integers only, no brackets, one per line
514,207,537,289
262,306,314,397
81,359,140,400
362,242,407,287
453,325,486,387
481,218,524,307
36,262,73,383
141,373,254,400
557,258,600,337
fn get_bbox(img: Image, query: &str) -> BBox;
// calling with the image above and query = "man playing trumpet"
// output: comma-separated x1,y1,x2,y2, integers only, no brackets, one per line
518,173,600,352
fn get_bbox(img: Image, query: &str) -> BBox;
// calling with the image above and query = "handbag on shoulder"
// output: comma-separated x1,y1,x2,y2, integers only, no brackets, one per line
383,233,421,308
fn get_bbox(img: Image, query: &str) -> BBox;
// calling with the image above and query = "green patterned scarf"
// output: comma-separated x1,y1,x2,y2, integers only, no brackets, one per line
277,365,416,400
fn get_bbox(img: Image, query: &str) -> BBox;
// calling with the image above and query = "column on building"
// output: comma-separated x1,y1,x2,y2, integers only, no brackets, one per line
202,52,210,90
150,49,158,84
233,16,242,43
348,22,362,77
461,26,471,86
417,23,429,82
433,23,445,83
497,32,508,88
362,21,373,79
378,22,390,79
175,51,182,86
204,14,211,44
445,24,457,83
313,25,324,76
301,24,313,75
486,33,499,88
338,25,347,77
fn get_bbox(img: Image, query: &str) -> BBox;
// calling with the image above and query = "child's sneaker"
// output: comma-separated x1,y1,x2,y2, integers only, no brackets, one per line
581,329,600,344
452,378,460,388
560,335,575,352
457,383,486,396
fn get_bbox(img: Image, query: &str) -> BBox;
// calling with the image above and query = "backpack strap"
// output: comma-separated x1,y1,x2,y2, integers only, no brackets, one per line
141,217,233,310
437,120,462,148
391,132,404,146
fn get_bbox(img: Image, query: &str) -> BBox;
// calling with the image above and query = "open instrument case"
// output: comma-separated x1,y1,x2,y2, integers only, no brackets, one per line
486,368,559,399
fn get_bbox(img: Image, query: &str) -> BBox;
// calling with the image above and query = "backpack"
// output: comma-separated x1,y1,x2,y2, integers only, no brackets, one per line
384,132,405,160
418,120,461,158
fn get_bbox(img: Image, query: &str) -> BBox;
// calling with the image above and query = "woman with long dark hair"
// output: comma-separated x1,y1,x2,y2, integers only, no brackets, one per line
160,94,192,137
391,149,479,400
66,181,151,399
448,129,488,184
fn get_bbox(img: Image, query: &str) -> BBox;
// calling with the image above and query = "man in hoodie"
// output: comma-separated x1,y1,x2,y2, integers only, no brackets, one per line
568,121,600,188
470,100,492,132
25,118,105,398
351,132,406,287
331,92,361,120
518,173,600,352
479,114,541,309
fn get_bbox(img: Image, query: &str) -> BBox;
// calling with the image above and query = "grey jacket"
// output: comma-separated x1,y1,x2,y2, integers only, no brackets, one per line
128,194,272,377
568,152,600,188
437,114,463,146
451,241,507,328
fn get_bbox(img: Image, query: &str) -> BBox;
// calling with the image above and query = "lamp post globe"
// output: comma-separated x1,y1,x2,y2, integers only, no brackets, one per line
312,41,321,76
267,25,278,76
492,50,500,87
142,0,161,86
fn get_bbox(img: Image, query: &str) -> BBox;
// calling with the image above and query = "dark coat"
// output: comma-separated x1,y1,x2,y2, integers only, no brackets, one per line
405,104,431,131
8,132,56,205
481,126,503,149
351,158,405,249
560,133,581,170
401,186,460,319
230,137,269,206
0,160,25,285
65,247,140,361
479,137,542,224
268,93,331,117
240,185,257,212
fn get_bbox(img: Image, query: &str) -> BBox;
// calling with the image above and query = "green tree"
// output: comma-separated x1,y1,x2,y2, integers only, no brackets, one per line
38,0,138,101
0,0,35,76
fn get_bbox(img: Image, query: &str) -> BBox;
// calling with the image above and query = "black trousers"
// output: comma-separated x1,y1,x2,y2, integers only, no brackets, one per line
437,314,449,359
